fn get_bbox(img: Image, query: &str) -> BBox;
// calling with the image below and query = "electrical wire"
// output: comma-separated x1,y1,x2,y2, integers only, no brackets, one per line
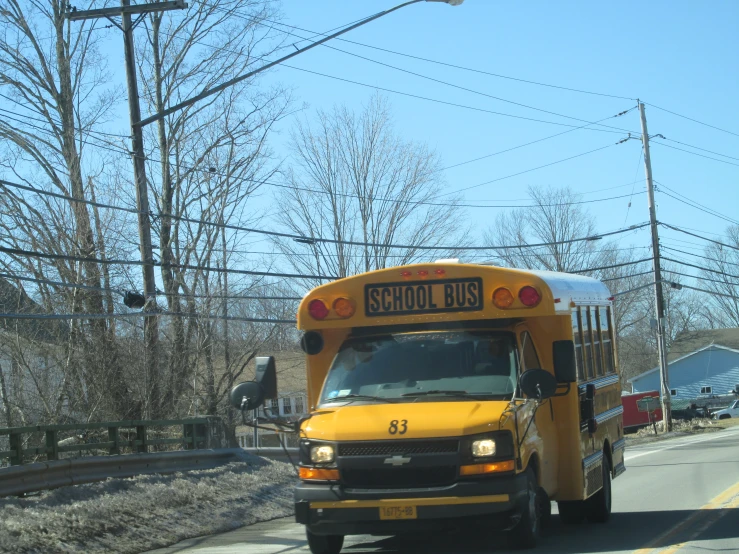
283,64,630,135
674,283,739,301
655,181,739,226
660,223,739,252
444,140,629,196
0,272,303,301
205,2,637,101
601,270,653,282
661,247,739,268
662,257,739,280
660,137,739,162
650,140,739,168
0,178,651,250
572,258,653,274
645,103,739,139
0,245,337,280
663,269,738,287
0,311,297,323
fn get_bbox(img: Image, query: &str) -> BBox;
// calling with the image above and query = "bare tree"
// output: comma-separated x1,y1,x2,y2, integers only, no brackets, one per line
273,95,469,287
483,186,605,272
0,0,135,420
699,225,739,327
133,0,290,417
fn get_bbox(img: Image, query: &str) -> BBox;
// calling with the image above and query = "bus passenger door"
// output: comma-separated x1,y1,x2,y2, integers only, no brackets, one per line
517,326,558,496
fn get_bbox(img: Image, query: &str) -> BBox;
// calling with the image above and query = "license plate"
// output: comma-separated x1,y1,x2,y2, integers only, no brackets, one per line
365,278,483,317
379,505,417,520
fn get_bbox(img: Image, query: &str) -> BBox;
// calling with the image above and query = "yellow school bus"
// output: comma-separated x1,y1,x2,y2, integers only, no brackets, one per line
232,261,625,552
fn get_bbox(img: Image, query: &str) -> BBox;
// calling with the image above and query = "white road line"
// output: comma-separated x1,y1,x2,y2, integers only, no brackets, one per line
624,428,739,462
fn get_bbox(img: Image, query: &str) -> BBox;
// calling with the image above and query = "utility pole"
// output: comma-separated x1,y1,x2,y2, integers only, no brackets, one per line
67,1,187,417
638,101,672,432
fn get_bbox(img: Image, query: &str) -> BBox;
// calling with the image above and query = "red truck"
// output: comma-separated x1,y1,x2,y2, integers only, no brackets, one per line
622,391,663,433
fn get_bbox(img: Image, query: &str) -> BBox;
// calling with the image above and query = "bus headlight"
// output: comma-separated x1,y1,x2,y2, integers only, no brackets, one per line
310,445,335,463
471,439,496,457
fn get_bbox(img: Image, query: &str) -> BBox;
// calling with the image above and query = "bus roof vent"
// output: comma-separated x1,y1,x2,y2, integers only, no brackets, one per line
435,258,459,264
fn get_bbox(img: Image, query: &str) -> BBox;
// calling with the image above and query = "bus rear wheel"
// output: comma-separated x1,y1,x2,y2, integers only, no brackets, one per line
586,457,612,523
306,529,344,554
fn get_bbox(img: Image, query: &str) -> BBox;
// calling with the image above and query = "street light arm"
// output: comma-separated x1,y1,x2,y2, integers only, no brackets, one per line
136,0,460,128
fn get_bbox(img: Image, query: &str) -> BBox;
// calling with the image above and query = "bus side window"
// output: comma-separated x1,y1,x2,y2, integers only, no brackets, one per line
582,307,595,380
520,331,541,371
601,306,615,373
592,307,604,377
572,308,585,381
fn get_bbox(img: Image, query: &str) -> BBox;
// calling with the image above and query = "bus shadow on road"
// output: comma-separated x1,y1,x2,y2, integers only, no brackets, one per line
343,509,739,553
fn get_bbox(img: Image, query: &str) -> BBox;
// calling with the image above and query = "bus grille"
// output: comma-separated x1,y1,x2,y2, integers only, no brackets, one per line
342,466,457,489
338,439,459,457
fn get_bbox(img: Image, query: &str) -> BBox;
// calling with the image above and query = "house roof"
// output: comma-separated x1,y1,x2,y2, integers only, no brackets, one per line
627,342,739,383
0,277,67,343
666,328,739,362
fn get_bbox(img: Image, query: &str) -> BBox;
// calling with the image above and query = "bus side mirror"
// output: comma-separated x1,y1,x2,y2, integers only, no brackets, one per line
229,356,278,411
553,340,577,383
520,369,557,400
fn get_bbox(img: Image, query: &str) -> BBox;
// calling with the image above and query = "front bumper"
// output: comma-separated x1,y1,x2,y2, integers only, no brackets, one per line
295,472,529,536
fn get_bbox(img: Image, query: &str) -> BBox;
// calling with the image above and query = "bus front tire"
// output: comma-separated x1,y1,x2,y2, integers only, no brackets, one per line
306,529,344,554
557,501,585,524
508,467,540,549
586,457,612,523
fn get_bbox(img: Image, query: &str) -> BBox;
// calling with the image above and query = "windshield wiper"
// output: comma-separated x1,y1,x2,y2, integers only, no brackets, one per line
325,394,397,404
401,390,476,398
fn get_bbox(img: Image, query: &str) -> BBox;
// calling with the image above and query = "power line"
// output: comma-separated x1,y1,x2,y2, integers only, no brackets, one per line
0,272,303,301
660,223,739,252
0,311,297,324
655,181,739,226
660,137,739,162
601,270,653,282
267,25,639,135
213,4,636,101
645,103,739,139
650,140,739,168
572,257,653,274
663,269,739,287
661,247,739,268
441,111,635,172
662,256,739,280
0,177,651,250
284,64,630,135
675,283,739,301
445,140,629,196
0,245,337,280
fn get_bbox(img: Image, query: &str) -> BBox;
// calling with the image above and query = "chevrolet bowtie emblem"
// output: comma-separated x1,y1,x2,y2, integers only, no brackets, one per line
384,455,411,466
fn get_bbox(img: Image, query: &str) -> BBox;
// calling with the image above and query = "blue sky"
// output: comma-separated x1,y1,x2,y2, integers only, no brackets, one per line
16,0,733,281
252,0,738,264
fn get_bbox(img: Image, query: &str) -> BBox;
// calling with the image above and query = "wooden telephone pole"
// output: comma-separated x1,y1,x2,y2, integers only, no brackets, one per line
67,1,187,417
638,101,673,432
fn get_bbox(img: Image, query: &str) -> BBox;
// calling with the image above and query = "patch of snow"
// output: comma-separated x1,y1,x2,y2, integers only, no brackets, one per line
0,452,296,554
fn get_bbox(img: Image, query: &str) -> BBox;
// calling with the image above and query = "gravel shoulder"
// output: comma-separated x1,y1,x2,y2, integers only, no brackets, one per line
0,452,296,554
625,417,738,447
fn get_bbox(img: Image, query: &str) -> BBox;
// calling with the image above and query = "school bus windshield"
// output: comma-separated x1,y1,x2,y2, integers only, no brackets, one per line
319,331,517,405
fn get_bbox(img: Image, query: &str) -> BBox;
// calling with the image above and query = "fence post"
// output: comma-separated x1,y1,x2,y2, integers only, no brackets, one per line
9,432,21,465
108,426,120,455
183,423,194,450
136,425,148,453
45,429,58,461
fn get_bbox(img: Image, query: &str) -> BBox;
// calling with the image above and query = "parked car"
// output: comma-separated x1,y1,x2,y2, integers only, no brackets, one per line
712,400,739,419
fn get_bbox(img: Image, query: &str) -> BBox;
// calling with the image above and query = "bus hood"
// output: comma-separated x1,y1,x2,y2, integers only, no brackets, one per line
302,401,510,441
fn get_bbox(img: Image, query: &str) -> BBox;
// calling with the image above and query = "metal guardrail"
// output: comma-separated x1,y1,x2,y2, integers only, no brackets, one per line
0,448,245,497
0,418,223,466
243,446,299,464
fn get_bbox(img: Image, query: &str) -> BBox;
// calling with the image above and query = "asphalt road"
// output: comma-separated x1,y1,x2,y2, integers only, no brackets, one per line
147,427,739,554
